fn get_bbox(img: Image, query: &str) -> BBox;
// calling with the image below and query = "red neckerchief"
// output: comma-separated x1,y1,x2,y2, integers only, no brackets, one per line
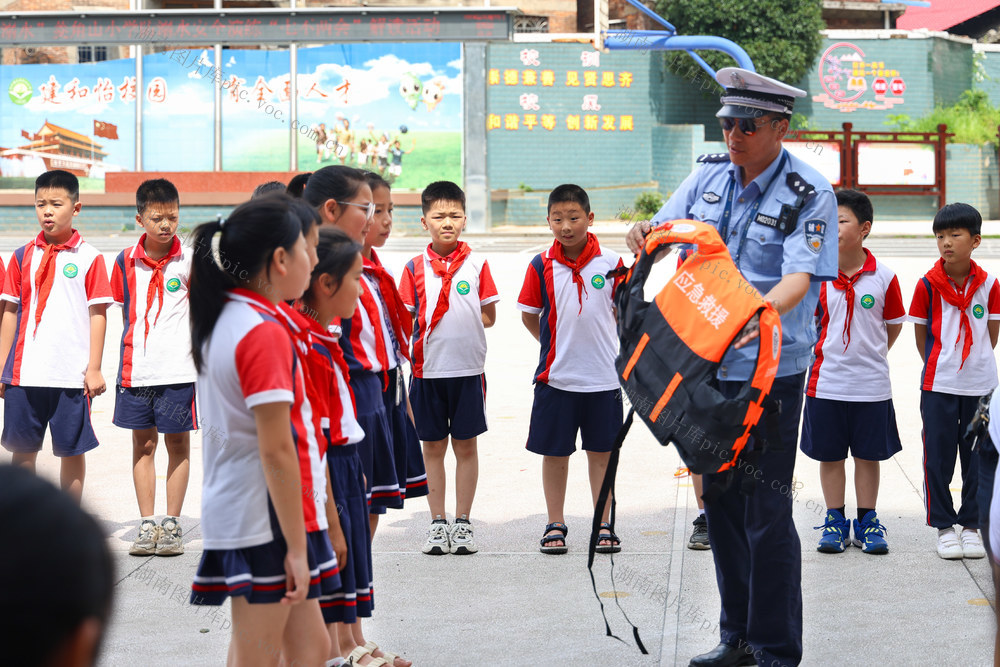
358,280,390,386
135,234,182,346
925,258,988,370
426,242,472,339
306,312,359,445
297,306,354,399
366,249,412,361
32,230,80,336
831,249,876,351
550,233,601,315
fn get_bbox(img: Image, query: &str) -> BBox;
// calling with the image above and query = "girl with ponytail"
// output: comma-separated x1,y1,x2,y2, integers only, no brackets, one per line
187,195,338,667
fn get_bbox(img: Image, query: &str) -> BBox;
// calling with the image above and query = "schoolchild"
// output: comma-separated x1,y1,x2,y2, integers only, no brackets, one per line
298,226,411,667
399,180,499,556
112,179,197,557
517,184,623,555
909,202,1000,560
305,166,404,533
387,139,413,182
803,189,906,554
187,196,338,666
0,170,112,502
0,465,115,667
364,171,428,513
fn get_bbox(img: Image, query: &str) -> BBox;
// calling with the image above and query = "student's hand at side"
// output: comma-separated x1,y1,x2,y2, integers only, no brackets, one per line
282,548,310,605
328,520,348,570
84,369,106,398
0,384,6,399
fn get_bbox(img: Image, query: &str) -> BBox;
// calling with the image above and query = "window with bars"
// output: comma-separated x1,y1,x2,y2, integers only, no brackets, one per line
78,46,109,63
514,15,549,33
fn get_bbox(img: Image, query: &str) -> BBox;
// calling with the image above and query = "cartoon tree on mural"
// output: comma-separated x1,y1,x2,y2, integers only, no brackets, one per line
656,0,824,86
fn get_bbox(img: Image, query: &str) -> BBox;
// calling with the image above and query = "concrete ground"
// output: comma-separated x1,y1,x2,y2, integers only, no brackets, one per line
1,227,997,666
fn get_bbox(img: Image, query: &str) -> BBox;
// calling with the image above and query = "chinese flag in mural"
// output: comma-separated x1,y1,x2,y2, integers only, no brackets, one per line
94,120,118,140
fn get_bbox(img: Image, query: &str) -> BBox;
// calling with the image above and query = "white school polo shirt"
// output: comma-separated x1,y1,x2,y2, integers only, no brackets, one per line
199,289,322,549
909,267,1000,396
399,246,499,379
1,231,113,387
111,235,197,387
806,252,906,401
516,244,624,392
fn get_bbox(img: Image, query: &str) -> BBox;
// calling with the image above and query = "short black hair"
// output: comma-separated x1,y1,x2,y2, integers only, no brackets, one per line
35,170,79,203
933,202,982,236
835,189,873,227
548,184,591,215
136,178,180,215
286,172,312,199
421,181,466,214
251,181,287,200
0,465,114,667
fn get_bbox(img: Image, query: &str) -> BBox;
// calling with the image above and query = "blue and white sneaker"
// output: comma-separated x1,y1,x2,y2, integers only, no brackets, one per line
852,510,888,554
815,509,850,553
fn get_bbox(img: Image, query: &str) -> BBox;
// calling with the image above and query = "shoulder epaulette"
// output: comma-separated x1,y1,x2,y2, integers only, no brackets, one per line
785,172,816,203
697,153,731,164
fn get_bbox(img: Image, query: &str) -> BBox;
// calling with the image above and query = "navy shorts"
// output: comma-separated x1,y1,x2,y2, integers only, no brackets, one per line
409,374,488,441
2,386,99,457
113,383,198,433
800,396,902,462
525,383,623,457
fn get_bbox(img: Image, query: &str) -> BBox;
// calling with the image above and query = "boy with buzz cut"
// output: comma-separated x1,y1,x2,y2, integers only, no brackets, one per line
803,189,906,555
0,170,113,502
111,178,198,556
399,180,499,555
910,202,1000,560
517,184,624,555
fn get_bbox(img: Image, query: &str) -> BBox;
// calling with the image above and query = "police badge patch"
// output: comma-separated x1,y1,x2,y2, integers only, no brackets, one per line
804,219,826,254
702,192,721,204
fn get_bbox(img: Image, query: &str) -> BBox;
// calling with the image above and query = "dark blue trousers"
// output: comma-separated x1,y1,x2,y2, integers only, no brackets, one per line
703,373,804,667
920,390,981,529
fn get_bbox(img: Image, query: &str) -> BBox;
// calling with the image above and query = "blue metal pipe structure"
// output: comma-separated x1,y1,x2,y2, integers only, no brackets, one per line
602,0,755,78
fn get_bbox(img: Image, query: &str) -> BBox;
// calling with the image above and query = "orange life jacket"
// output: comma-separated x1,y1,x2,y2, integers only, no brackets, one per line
614,219,782,474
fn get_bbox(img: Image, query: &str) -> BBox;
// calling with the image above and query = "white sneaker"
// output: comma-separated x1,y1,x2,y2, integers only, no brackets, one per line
422,518,450,555
129,519,159,556
961,528,986,559
937,528,964,560
449,519,478,555
155,517,184,556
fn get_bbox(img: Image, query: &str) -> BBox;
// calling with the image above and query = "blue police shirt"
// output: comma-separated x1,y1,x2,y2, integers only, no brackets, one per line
651,147,838,381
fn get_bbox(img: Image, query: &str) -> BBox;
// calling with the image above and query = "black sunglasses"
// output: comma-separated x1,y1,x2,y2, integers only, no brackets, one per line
720,117,769,136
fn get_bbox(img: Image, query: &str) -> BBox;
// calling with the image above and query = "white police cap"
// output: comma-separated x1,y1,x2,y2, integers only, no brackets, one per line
715,67,806,119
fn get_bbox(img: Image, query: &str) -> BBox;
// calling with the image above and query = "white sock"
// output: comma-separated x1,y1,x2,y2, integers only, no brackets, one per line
698,509,705,517
141,516,155,523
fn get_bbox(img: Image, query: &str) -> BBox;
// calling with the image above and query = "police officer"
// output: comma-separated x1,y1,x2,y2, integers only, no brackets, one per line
627,68,838,666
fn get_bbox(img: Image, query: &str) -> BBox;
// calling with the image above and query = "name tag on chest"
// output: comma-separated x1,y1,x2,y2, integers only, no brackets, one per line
754,206,797,235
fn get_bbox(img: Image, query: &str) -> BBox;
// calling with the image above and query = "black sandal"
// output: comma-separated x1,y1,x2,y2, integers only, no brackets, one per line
540,522,568,554
596,522,622,554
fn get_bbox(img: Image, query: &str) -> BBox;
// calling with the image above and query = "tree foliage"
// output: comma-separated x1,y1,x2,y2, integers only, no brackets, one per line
885,90,1000,148
655,0,824,86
